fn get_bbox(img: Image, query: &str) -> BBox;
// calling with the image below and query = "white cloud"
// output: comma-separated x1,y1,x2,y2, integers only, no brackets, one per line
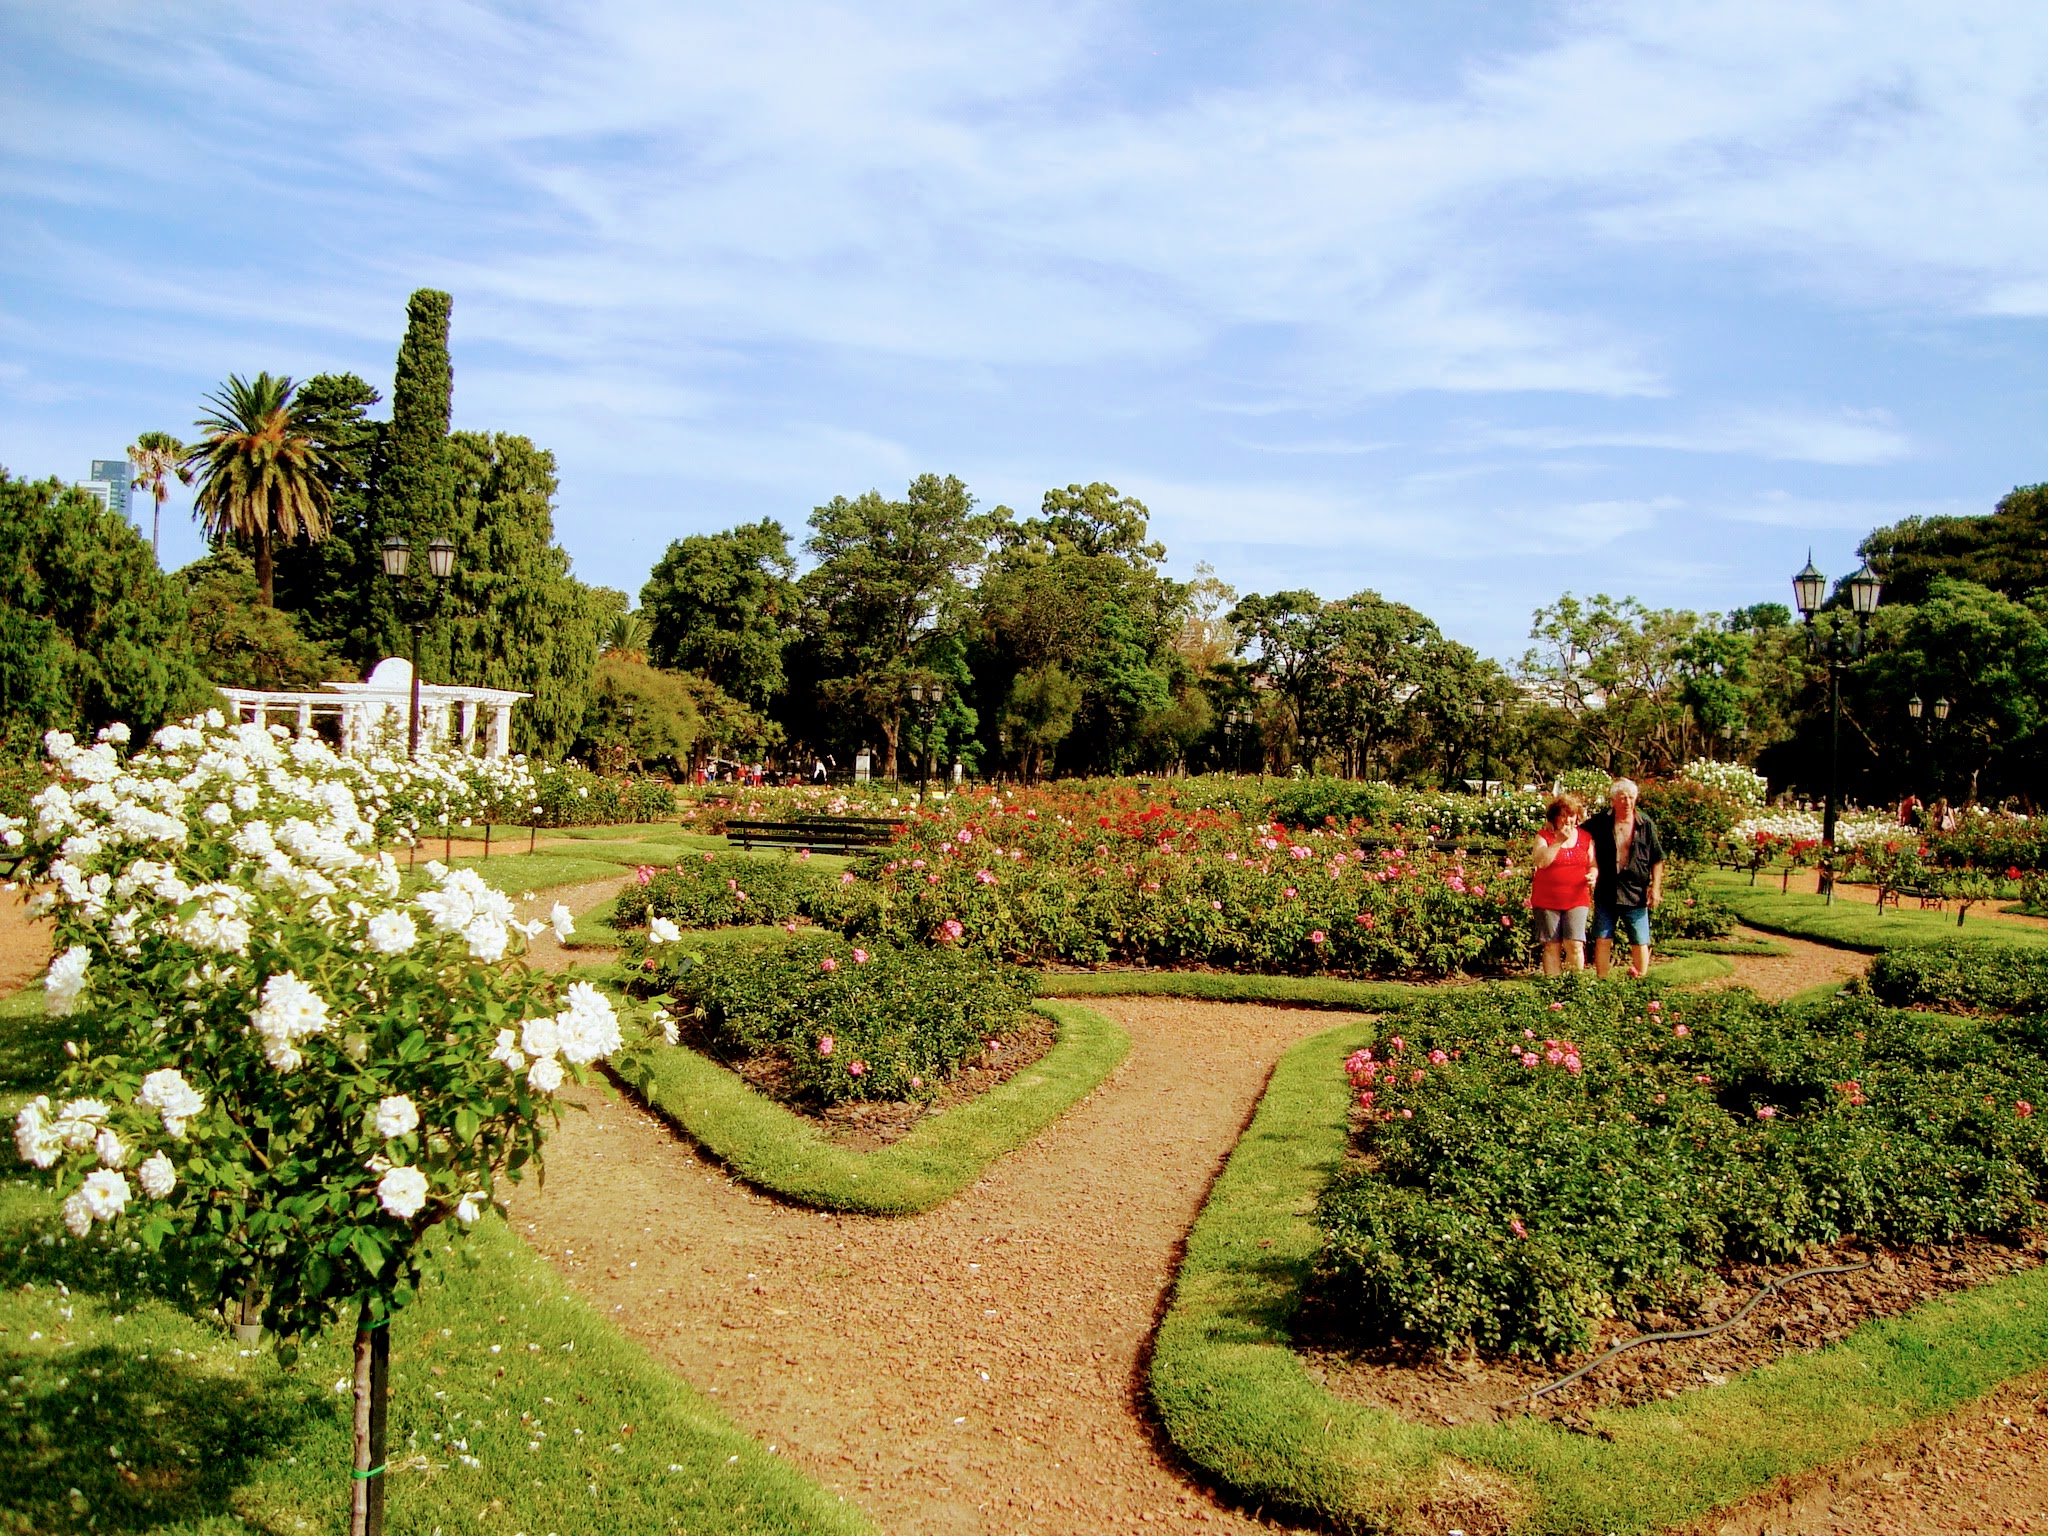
1479,407,1914,466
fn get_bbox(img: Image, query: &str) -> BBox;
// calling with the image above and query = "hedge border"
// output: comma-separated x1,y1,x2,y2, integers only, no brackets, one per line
1149,1010,2048,1535
614,1001,1129,1216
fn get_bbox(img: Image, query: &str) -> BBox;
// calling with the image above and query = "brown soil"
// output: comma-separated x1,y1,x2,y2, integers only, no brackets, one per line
1299,1232,2046,1428
0,883,52,997
511,997,1341,1534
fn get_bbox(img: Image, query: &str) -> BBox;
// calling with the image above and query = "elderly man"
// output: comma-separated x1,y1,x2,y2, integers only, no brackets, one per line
1581,778,1665,980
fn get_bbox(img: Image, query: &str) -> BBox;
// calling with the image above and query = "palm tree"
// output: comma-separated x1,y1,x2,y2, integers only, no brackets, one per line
185,372,333,607
601,609,649,663
126,430,191,564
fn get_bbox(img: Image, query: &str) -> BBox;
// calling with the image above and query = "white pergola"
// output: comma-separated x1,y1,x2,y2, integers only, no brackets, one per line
218,657,530,757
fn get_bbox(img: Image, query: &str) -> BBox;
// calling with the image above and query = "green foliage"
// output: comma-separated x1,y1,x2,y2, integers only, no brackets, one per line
528,761,677,826
1315,982,2048,1359
185,372,334,609
177,546,349,689
612,849,833,929
640,519,796,708
1702,867,2048,952
1637,777,1744,863
376,289,454,581
1657,861,1738,939
575,652,702,768
0,474,216,746
1862,483,2048,608
267,371,387,665
1863,942,2048,1016
441,430,604,759
662,935,1038,1105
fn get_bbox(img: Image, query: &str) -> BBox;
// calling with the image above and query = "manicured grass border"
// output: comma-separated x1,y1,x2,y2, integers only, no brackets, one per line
1150,1010,2048,1535
1701,869,2048,953
615,1001,1130,1215
1037,953,1729,1004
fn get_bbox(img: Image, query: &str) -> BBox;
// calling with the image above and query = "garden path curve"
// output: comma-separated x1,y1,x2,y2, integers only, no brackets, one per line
513,996,1332,1535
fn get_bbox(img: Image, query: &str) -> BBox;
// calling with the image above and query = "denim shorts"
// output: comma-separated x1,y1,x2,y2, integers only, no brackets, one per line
1530,906,1588,944
1592,902,1652,947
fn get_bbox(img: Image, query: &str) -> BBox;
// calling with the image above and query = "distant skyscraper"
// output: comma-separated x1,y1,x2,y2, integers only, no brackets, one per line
73,480,113,513
88,459,132,518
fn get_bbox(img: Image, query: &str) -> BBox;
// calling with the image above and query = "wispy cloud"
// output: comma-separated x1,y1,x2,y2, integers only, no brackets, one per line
1477,407,1914,466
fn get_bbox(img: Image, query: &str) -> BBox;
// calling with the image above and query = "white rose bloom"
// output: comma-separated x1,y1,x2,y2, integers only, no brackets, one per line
526,1055,565,1094
489,1028,526,1073
548,903,575,943
13,1097,61,1169
661,1015,680,1046
53,1098,111,1151
137,1151,177,1199
647,916,682,946
251,972,331,1072
463,915,510,962
377,1164,430,1219
71,1168,131,1228
45,946,90,1016
231,783,260,812
137,1068,206,1139
374,1095,420,1138
61,1189,94,1238
552,983,622,1067
94,1127,127,1168
454,1190,486,1227
365,910,418,955
520,1014,560,1061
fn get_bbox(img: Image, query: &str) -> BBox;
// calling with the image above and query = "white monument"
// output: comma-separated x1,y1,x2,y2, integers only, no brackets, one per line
217,658,529,758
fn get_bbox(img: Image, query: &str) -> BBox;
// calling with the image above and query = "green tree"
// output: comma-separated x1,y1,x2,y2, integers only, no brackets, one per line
801,474,1005,777
1861,486,2048,607
1228,590,1330,770
640,520,796,708
372,290,456,657
574,653,702,769
0,473,215,744
439,432,602,759
998,663,1082,782
1518,593,1701,776
269,372,386,667
125,430,190,564
178,547,350,690
185,373,334,608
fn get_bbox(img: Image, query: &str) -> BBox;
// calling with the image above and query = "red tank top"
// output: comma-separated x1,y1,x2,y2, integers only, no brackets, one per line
1531,828,1593,910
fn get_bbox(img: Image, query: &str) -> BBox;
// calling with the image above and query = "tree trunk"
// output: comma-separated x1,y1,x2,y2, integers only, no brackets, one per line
255,524,275,608
881,717,900,780
350,1303,389,1536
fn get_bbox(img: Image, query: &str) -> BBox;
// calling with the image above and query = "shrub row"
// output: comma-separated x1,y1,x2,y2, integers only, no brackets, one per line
611,850,838,929
1314,981,2048,1359
655,935,1038,1105
1863,942,2048,1017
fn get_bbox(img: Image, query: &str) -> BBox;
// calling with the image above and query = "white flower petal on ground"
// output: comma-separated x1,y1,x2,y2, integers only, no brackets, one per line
376,1165,430,1219
374,1095,420,1138
137,1151,177,1199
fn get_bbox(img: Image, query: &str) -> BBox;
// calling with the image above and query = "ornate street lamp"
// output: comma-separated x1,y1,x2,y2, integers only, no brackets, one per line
1792,552,1881,899
908,681,944,799
381,535,458,757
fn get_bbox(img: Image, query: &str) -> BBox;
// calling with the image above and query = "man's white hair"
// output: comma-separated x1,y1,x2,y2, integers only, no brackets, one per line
1610,778,1640,802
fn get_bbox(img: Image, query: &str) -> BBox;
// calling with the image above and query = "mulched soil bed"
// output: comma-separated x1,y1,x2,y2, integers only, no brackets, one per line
662,1004,1059,1152
1295,1227,2048,1428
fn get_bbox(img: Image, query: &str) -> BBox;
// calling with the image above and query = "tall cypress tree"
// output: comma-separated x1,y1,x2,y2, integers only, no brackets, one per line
373,288,455,660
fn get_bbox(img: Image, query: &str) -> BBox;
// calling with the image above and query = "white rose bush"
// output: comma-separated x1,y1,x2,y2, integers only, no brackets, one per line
6,715,625,1533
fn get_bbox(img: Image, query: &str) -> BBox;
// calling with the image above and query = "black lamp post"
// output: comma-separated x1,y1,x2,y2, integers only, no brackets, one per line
1472,698,1506,796
1222,708,1242,773
908,681,943,799
380,535,457,757
1792,552,1882,898
1906,693,1952,798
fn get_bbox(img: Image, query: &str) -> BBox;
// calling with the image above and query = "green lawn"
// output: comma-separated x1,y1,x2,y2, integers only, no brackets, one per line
1149,1007,2048,1535
1701,868,2048,952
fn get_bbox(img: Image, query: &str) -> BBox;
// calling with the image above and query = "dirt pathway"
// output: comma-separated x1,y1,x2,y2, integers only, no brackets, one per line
1707,926,1868,1002
512,997,1339,1535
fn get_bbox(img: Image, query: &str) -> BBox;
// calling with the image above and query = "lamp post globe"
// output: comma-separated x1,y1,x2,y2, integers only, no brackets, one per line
1790,553,1880,900
381,536,459,758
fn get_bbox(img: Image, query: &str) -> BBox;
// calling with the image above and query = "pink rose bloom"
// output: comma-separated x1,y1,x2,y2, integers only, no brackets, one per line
1756,1106,1776,1120
1410,1069,1424,1084
1427,1049,1447,1065
636,866,654,886
1653,1092,1667,1104
848,1060,865,1076
910,1076,922,1089
1309,930,1326,945
852,948,869,964
1509,1218,1528,1239
1284,886,1297,899
1474,884,1486,897
1674,1024,1689,1038
1357,1089,1375,1108
1545,1048,1564,1066
1501,915,1513,927
2020,1102,2035,1118
840,871,856,885
702,852,715,863
1647,1000,1662,1012
1400,1108,1412,1120
911,859,926,870
818,1035,835,1055
975,869,996,884
1211,899,1223,911
819,957,837,973
1389,1037,1404,1051
957,829,972,845
940,919,963,942
1564,1054,1582,1074
1520,1052,1539,1068
1356,913,1375,929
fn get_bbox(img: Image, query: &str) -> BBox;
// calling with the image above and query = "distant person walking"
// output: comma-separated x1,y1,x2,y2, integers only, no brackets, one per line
1528,794,1596,975
1582,778,1665,980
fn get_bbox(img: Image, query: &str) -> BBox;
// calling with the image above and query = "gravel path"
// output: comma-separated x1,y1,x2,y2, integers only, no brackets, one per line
1707,926,1869,1002
512,997,1336,1535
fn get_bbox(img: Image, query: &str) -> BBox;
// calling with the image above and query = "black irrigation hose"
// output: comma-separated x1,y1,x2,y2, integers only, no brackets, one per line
1501,1259,1873,1409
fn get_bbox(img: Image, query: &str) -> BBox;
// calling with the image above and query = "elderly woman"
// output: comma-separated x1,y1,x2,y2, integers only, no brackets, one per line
1582,778,1666,980
1528,793,1596,974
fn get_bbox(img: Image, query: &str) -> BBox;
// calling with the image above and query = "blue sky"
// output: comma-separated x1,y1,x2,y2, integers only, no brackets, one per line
4,0,2046,663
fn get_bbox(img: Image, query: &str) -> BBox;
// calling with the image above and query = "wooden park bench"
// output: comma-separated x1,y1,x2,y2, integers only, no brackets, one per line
724,816,904,856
